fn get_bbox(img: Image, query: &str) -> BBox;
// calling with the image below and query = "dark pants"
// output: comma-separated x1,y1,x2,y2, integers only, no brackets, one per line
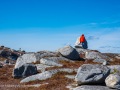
82,40,88,49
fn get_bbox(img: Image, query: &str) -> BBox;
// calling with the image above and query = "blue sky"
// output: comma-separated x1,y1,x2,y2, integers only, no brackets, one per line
0,0,120,53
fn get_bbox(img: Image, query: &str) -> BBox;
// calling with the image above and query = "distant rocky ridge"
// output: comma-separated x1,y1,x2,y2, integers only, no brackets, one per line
0,45,25,66
0,45,120,90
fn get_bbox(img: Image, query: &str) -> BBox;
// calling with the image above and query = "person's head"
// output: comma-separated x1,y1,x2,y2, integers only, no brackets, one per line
82,34,84,36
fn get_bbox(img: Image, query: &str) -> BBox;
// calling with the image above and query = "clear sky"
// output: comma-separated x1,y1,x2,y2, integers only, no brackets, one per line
0,0,120,53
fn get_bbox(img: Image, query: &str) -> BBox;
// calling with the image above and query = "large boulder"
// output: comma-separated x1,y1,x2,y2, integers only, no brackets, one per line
75,64,110,85
58,46,80,60
15,53,37,69
73,85,115,90
13,63,37,78
105,74,120,89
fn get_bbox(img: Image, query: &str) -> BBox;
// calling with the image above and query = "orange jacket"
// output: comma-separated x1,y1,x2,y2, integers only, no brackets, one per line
80,35,85,43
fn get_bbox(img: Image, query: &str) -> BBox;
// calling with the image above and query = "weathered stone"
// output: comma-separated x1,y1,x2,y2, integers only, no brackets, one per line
105,74,120,89
85,51,108,60
13,63,37,78
40,58,63,67
75,64,110,85
93,58,107,65
35,64,53,72
35,51,59,60
75,48,88,54
58,45,80,60
15,53,37,69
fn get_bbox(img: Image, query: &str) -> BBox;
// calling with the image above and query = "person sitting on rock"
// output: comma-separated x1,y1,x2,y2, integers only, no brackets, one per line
75,34,88,49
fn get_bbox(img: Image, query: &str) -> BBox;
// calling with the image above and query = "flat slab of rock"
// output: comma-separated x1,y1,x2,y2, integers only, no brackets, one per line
75,64,110,85
73,85,116,90
35,64,53,72
40,58,63,67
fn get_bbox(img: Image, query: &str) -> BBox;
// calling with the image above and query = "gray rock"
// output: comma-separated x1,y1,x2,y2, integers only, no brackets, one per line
35,64,53,72
20,68,77,83
44,56,70,61
93,58,107,65
73,85,115,90
59,68,77,73
58,45,80,60
75,48,88,54
75,64,110,85
40,58,63,67
35,51,59,60
105,74,120,89
85,51,108,60
15,53,37,69
13,63,37,78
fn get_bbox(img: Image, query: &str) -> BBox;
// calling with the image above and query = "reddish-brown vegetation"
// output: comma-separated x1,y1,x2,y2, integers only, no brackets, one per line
0,53,119,90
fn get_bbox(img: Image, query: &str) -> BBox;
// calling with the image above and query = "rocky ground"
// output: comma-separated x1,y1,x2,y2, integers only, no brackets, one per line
0,45,120,90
